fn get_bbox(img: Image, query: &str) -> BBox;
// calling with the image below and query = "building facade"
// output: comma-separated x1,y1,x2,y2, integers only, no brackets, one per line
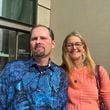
50,0,110,73
0,0,110,73
0,0,51,70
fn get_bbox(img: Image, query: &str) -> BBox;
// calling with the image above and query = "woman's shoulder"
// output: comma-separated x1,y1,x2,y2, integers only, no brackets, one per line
97,65,109,81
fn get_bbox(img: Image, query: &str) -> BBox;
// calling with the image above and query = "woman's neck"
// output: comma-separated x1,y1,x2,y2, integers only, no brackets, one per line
73,60,84,69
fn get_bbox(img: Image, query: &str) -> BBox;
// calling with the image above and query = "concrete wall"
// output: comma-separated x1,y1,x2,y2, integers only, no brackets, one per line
50,0,110,73
37,0,51,26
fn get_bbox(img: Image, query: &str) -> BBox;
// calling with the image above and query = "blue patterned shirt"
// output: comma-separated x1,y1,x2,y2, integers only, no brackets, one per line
0,58,68,110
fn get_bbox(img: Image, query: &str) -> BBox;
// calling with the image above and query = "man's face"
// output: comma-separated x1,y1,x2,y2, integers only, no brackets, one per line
30,27,55,58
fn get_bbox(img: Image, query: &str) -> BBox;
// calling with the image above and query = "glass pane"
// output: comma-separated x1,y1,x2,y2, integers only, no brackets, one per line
0,28,16,69
0,28,31,70
1,0,35,25
17,32,31,59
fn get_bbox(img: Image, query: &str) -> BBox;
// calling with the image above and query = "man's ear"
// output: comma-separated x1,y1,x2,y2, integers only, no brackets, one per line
52,40,55,49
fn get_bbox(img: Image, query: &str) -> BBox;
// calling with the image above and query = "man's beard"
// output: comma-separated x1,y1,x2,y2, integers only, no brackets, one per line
34,51,45,57
32,44,45,57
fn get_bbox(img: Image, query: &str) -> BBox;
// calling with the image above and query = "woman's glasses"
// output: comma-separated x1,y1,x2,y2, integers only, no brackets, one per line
66,42,83,48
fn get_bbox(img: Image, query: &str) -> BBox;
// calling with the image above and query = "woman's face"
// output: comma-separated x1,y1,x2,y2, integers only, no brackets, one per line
66,36,85,61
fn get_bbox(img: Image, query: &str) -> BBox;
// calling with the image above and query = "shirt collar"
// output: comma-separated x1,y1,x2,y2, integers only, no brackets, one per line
29,57,54,71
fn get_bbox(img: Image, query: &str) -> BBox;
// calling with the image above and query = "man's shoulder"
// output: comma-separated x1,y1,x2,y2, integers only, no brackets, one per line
5,59,28,68
0,59,30,78
51,62,66,73
50,62,68,85
51,61,61,68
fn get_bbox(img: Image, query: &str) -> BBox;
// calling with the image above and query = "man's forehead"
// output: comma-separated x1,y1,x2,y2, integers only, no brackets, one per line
31,27,51,38
31,25,54,40
33,26,49,32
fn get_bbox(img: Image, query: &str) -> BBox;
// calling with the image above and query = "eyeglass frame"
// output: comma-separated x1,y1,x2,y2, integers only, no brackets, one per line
65,42,83,48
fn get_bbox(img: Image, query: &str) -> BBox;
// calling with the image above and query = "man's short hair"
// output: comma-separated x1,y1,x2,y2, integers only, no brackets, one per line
30,24,54,40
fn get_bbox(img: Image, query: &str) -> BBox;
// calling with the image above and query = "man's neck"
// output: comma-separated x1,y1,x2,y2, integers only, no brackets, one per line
35,57,50,66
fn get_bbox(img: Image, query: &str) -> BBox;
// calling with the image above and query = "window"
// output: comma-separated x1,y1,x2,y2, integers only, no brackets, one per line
0,0,36,25
0,0,37,70
0,28,31,70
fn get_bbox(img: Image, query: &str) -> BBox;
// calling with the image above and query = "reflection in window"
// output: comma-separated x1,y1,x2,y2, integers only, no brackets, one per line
1,0,35,24
0,28,30,70
17,32,30,59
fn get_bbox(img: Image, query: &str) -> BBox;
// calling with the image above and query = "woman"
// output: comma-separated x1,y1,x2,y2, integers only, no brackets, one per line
61,31,110,110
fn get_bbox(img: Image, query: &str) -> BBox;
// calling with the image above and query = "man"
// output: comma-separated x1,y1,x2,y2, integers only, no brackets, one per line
0,25,68,110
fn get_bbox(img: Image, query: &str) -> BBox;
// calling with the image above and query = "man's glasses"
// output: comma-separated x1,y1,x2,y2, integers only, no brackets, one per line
66,42,83,48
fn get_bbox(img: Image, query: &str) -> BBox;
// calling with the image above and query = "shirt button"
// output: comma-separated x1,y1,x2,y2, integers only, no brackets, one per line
41,72,43,74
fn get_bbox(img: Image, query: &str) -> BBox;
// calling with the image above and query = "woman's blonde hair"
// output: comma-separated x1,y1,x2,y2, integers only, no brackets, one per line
61,31,96,76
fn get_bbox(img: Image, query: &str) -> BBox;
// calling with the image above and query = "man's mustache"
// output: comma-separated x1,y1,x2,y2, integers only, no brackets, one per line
34,44,44,49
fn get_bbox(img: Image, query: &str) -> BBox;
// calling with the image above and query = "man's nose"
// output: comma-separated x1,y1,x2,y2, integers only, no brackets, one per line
36,38,41,43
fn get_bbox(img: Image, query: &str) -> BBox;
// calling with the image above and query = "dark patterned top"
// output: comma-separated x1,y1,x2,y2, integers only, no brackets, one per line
0,57,68,110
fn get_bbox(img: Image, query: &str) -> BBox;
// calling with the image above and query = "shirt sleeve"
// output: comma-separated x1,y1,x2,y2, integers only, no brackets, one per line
0,64,15,110
53,68,68,110
0,68,8,109
59,69,68,110
99,66,110,110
